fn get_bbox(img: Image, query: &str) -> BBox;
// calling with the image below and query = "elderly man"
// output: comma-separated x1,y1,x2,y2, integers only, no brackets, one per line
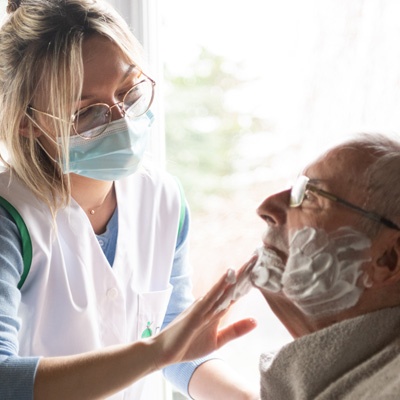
249,133,400,399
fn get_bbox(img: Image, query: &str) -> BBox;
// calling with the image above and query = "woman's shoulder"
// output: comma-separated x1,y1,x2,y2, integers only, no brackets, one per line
0,168,11,183
0,170,49,215
117,167,184,220
123,164,181,193
0,169,33,197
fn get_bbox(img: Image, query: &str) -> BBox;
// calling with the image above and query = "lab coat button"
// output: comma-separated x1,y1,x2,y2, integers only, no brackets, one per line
107,287,118,299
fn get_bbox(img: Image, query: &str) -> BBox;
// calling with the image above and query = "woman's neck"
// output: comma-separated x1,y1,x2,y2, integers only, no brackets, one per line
70,174,117,234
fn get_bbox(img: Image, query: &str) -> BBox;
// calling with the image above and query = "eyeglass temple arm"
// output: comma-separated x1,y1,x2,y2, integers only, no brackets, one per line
308,186,400,231
27,106,70,123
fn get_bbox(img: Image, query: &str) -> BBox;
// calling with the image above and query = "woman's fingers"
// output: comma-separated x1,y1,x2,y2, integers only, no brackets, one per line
212,255,259,314
216,318,257,348
193,268,237,316
155,258,259,366
197,254,259,316
178,255,260,337
236,254,258,280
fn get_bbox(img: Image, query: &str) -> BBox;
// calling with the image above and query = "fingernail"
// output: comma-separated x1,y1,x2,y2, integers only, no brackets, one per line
225,268,236,284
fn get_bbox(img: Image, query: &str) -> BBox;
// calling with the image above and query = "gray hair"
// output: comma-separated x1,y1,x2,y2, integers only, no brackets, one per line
335,133,400,237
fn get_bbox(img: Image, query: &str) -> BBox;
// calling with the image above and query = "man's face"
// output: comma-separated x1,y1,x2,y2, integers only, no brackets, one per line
252,146,374,317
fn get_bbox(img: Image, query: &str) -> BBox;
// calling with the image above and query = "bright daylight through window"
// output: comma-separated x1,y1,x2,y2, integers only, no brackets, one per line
1,0,400,398
160,0,400,397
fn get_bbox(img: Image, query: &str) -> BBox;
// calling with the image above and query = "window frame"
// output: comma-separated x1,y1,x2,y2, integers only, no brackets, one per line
109,0,166,167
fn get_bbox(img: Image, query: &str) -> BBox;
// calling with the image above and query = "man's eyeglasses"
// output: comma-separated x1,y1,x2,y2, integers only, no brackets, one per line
28,72,155,139
290,175,400,231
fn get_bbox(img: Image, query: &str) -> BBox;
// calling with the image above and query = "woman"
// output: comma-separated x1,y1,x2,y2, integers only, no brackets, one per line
0,0,258,399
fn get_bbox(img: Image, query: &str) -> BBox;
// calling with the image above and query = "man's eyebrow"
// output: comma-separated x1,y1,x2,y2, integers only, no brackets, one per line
307,179,333,193
307,178,322,186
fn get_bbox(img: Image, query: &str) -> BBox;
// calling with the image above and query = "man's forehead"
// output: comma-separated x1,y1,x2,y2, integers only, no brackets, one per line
302,146,373,185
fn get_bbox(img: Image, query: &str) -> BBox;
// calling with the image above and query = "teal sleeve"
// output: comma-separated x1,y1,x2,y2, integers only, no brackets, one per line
161,204,217,397
0,205,40,399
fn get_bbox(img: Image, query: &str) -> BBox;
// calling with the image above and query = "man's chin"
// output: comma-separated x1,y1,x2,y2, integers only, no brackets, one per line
250,247,285,293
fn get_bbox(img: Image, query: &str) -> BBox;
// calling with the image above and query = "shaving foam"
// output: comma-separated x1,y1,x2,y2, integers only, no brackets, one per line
250,247,285,292
214,262,255,313
225,268,237,284
282,226,372,316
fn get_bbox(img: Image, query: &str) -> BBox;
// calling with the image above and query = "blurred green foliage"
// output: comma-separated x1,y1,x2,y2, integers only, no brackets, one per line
164,47,265,211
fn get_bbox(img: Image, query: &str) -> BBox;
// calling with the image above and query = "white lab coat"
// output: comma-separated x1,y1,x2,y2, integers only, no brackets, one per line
0,168,182,399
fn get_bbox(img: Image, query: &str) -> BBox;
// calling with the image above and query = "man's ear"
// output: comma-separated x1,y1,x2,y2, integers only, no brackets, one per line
370,235,400,286
19,115,42,138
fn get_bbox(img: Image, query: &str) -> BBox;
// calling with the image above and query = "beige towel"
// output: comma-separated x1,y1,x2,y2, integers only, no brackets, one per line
260,306,400,399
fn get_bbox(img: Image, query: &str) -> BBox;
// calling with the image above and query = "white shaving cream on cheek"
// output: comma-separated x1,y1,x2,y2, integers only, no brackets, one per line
282,226,372,316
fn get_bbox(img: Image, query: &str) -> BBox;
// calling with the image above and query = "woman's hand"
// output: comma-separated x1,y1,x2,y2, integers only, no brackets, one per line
33,258,258,400
150,257,258,369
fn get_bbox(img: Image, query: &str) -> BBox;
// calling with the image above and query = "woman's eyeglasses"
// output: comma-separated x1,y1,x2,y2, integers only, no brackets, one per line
28,72,155,139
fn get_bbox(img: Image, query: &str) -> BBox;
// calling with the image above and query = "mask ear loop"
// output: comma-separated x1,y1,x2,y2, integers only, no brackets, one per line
25,112,63,165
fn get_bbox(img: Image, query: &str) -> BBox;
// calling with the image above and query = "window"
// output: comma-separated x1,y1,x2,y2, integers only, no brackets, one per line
109,0,166,165
111,0,290,392
160,0,400,395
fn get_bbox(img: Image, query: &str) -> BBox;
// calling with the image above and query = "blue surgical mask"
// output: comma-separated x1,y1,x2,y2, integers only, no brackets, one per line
58,111,154,181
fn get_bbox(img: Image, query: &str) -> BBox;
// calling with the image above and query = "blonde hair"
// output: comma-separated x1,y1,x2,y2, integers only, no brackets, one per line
0,0,144,213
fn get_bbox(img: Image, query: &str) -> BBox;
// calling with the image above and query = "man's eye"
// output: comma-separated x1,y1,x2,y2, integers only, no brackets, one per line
304,189,317,202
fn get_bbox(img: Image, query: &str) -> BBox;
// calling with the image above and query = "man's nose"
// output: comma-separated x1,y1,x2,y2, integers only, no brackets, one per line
257,189,290,226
